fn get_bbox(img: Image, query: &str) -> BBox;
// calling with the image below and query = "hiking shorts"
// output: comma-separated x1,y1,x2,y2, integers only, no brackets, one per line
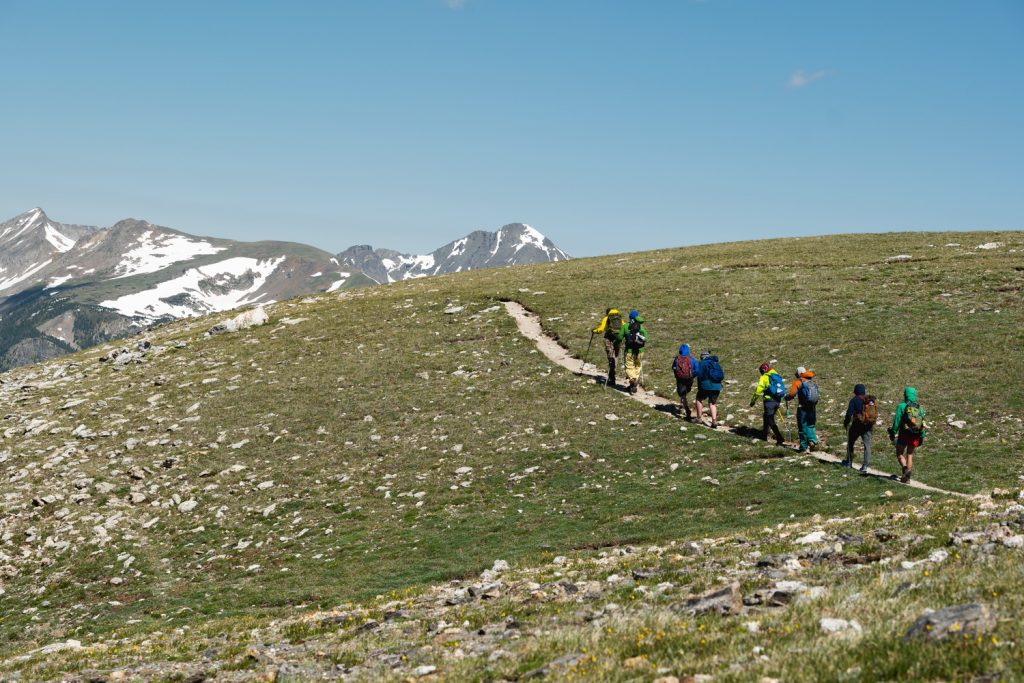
897,433,922,450
676,378,693,397
696,388,719,404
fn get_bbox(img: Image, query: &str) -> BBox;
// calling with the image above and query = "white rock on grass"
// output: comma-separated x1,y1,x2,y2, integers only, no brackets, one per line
177,500,198,513
820,618,862,635
795,530,827,545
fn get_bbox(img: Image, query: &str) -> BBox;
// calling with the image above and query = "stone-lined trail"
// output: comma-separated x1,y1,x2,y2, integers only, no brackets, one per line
503,300,965,498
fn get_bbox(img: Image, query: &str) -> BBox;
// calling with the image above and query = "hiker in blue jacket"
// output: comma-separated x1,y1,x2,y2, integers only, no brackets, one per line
671,343,698,420
695,351,724,429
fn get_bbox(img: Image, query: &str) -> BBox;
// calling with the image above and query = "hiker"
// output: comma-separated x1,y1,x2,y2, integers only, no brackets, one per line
785,366,819,452
695,350,724,428
889,386,926,483
592,308,623,386
671,343,698,420
843,384,876,474
620,310,648,394
750,362,786,446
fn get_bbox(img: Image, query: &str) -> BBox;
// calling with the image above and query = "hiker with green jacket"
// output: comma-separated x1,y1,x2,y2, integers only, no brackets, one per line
592,308,623,386
750,363,786,446
621,310,647,394
889,386,926,483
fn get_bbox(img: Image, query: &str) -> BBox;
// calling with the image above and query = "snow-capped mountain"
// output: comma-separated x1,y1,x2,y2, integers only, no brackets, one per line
0,208,96,294
0,209,568,371
0,209,366,371
337,223,569,283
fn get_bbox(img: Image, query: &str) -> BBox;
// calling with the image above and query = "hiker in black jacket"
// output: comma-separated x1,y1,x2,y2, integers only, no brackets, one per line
843,384,875,474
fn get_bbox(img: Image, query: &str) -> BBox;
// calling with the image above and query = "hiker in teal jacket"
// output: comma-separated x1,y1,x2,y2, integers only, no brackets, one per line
889,386,926,483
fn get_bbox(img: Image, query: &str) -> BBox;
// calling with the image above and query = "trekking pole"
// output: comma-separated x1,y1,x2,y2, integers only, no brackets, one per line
583,332,595,371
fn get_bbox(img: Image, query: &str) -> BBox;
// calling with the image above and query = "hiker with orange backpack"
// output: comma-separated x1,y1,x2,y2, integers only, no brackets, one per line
750,363,786,446
671,343,698,420
889,386,926,483
843,384,877,474
784,367,819,452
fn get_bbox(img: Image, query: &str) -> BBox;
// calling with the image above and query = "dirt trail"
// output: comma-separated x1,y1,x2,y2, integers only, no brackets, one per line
504,301,966,498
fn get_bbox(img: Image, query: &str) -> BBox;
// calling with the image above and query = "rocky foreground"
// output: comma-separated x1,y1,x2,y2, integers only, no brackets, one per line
3,491,1022,681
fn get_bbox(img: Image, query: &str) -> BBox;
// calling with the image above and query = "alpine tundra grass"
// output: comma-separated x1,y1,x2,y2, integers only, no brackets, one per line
0,230,1021,680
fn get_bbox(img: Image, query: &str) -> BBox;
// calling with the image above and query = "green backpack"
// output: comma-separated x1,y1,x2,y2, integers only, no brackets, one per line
903,402,925,434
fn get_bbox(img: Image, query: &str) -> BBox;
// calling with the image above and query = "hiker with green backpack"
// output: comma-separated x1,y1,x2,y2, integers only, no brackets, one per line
671,343,698,420
592,308,624,386
750,362,786,446
620,310,648,394
889,386,927,483
785,367,819,452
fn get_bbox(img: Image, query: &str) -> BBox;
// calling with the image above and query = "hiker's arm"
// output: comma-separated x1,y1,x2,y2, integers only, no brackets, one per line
593,317,607,334
785,381,799,402
891,404,903,434
843,399,853,430
750,376,765,406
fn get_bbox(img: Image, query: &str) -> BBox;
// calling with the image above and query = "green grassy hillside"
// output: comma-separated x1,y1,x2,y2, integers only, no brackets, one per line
0,230,1021,680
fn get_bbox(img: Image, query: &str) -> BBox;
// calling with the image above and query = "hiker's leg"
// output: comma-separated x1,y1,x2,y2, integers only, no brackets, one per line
796,407,809,450
694,397,704,421
765,399,784,443
895,442,908,473
806,405,818,447
846,428,856,465
604,339,617,383
709,392,718,424
862,429,872,469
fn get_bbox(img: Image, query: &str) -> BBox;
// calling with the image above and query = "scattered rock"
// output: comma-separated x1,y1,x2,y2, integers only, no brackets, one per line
904,603,995,641
820,618,862,636
682,583,741,616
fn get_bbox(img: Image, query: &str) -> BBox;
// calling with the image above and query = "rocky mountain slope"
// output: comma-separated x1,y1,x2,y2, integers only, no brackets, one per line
0,210,568,371
0,229,1019,681
337,223,569,283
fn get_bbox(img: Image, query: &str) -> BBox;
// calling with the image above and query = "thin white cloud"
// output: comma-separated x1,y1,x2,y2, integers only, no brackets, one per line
787,69,830,89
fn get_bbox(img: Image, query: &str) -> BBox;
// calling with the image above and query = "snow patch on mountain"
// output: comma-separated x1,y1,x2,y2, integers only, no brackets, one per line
0,259,53,292
43,223,77,252
111,230,226,279
100,256,285,320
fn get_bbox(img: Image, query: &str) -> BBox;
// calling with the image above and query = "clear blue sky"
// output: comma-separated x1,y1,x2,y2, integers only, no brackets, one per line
1,1,1021,256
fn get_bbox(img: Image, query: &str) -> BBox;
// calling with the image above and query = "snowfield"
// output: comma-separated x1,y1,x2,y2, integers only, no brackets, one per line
111,230,225,279
100,256,285,320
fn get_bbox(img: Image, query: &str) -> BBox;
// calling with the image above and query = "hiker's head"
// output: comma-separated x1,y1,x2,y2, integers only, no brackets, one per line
758,363,771,374
628,310,638,320
679,344,690,356
854,383,866,396
701,351,711,360
605,307,612,315
904,386,918,402
796,366,806,377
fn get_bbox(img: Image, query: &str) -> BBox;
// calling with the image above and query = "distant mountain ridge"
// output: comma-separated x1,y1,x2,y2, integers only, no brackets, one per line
0,208,569,370
337,223,569,284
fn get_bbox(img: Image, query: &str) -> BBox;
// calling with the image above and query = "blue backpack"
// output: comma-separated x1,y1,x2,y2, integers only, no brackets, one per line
706,359,725,383
798,378,820,405
766,372,786,400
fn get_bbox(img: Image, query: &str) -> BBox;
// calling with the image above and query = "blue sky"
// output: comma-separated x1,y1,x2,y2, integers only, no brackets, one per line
1,1,1021,256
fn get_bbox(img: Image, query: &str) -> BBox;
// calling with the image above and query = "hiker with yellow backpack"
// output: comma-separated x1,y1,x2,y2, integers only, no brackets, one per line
889,387,926,483
591,308,624,387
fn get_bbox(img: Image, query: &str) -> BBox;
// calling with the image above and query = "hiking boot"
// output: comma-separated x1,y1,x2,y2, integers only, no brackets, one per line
809,441,818,452
901,469,913,483
710,421,718,429
859,467,869,476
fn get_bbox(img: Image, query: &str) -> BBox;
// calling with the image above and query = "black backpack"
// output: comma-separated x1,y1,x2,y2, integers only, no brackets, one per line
604,312,622,340
624,319,646,351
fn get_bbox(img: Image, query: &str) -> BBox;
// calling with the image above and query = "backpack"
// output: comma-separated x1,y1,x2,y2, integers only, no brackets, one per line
705,359,725,383
604,312,622,340
903,402,925,434
766,372,786,401
673,354,695,380
624,319,646,351
797,378,820,405
859,395,878,425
